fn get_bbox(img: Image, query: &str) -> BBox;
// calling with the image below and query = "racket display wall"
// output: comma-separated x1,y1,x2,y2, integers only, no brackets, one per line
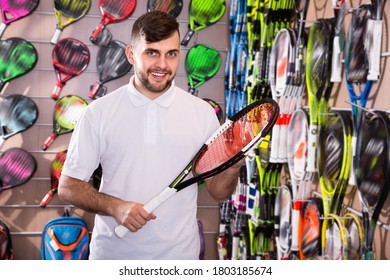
0,1,229,260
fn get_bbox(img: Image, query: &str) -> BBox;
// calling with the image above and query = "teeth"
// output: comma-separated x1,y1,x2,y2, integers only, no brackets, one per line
151,72,165,77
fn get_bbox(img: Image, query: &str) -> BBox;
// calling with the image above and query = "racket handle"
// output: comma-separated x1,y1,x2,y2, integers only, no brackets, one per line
89,83,102,99
180,29,195,46
269,123,280,163
41,133,58,151
278,119,289,163
366,19,383,81
114,187,177,238
51,28,62,45
51,83,64,100
40,189,56,208
291,201,303,252
348,135,357,186
231,236,240,260
0,22,6,38
306,124,318,172
90,23,105,43
330,35,342,83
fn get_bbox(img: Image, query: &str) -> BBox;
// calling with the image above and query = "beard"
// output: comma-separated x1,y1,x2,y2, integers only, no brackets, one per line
135,68,174,93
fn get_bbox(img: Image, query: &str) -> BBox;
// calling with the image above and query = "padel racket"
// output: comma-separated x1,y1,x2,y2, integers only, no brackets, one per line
51,38,90,100
0,94,38,148
41,95,88,151
50,0,92,44
40,150,67,208
115,98,279,237
355,110,390,260
0,147,36,191
147,0,183,18
0,37,38,92
181,0,226,46
185,44,222,95
203,98,224,124
90,0,136,45
0,0,39,38
89,39,132,99
321,213,348,260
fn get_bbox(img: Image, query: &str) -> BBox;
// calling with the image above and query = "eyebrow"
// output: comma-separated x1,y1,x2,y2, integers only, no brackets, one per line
145,47,180,54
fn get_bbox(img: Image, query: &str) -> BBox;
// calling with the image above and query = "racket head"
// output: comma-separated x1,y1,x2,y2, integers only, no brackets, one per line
185,44,222,93
192,98,279,183
52,38,90,78
0,147,36,191
0,0,39,25
343,212,364,260
147,0,183,18
99,0,136,23
50,150,67,189
0,94,39,140
189,0,226,31
203,98,224,124
53,0,92,29
321,214,348,260
53,95,88,135
0,37,38,88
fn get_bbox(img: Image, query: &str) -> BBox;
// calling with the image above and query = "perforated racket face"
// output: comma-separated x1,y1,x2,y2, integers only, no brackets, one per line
54,0,91,25
194,99,278,175
355,112,388,212
189,0,226,31
203,98,224,124
287,109,308,183
0,37,38,86
50,150,67,189
185,44,222,89
99,0,136,20
97,40,132,83
0,0,39,24
0,147,36,190
147,0,183,18
52,38,90,76
0,94,38,140
53,95,88,133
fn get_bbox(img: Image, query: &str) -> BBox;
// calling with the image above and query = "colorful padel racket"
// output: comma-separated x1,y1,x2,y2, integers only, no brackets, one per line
0,94,38,148
181,0,226,46
41,95,88,151
0,0,39,38
40,150,67,207
0,37,38,92
51,38,90,100
0,147,36,191
147,0,183,18
50,0,92,44
355,110,390,260
90,0,136,45
185,44,222,95
115,98,279,237
89,39,132,99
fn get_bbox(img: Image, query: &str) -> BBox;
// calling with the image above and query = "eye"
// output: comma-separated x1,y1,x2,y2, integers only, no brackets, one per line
146,50,157,56
166,51,178,59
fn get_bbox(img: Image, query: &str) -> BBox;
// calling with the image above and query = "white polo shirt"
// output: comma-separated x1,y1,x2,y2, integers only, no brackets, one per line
62,76,220,259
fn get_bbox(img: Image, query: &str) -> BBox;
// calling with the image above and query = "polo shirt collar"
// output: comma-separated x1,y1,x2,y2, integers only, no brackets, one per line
127,75,176,108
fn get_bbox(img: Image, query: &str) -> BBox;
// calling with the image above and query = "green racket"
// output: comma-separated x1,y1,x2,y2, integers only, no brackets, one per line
185,44,221,95
181,0,226,46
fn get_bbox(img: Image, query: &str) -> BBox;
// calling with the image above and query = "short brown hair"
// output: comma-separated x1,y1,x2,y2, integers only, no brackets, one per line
131,10,180,44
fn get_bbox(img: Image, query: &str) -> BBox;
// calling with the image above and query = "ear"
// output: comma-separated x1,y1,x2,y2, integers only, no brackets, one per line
125,45,135,65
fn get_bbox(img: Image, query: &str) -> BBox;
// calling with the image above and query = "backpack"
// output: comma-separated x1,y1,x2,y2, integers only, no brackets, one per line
0,220,13,260
41,213,90,260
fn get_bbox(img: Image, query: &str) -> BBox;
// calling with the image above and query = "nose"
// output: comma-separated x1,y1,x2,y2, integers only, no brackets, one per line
154,55,168,69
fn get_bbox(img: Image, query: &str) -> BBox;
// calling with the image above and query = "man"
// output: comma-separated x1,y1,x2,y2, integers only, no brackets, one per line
58,10,241,260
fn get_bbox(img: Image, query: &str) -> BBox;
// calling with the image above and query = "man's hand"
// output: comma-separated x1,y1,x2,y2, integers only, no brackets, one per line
115,202,156,232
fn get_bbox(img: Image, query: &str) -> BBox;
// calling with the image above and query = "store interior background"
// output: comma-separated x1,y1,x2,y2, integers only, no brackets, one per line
1,0,390,260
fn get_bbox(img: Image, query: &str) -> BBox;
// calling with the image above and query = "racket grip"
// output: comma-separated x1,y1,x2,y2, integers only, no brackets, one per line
51,83,64,100
330,36,342,83
51,28,62,45
41,133,58,151
306,124,318,172
269,123,280,163
90,23,104,43
89,83,101,99
114,188,177,238
231,236,240,260
0,23,6,38
40,189,56,208
180,29,195,46
366,19,383,81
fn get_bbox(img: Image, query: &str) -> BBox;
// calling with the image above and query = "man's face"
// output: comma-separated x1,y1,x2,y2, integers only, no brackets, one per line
126,32,181,99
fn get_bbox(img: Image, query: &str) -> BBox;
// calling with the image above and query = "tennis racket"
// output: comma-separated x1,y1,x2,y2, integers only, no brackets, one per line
330,0,347,82
147,0,183,18
90,0,136,45
41,95,88,151
40,150,67,208
0,0,39,38
185,44,222,95
217,198,232,260
343,212,364,260
203,98,224,124
355,110,390,260
0,94,38,148
294,0,309,87
89,39,132,99
181,0,226,46
0,37,38,92
321,213,348,259
0,147,36,191
51,38,90,100
50,0,91,44
115,98,279,238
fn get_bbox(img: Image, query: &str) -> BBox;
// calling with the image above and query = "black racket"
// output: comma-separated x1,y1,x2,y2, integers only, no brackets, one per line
355,110,390,260
147,0,183,18
89,39,132,99
0,94,38,148
181,0,226,46
0,147,37,191
203,98,224,124
115,98,279,237
0,37,38,92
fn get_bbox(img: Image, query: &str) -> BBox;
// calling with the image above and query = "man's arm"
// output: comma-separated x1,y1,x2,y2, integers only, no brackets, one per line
58,175,155,232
